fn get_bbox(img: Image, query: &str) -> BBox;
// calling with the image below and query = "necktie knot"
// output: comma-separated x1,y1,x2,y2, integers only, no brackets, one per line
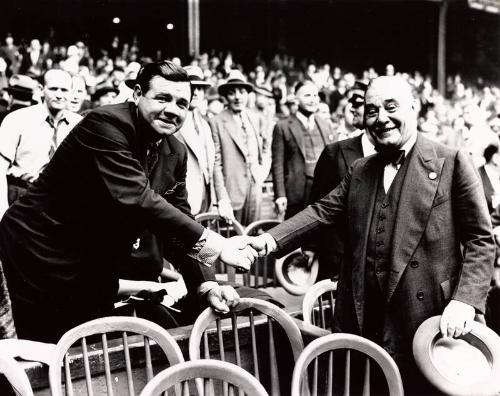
379,149,405,167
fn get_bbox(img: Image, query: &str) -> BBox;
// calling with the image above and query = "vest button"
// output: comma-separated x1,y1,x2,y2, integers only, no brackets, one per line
410,260,419,268
376,227,385,234
416,290,424,300
381,203,389,208
376,252,383,259
379,214,386,221
376,241,384,247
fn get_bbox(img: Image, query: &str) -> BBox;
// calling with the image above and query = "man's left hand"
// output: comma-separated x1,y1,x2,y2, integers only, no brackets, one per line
440,299,475,338
206,284,240,313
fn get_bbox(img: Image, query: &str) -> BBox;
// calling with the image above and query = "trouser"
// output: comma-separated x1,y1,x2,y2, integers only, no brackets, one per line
233,180,262,226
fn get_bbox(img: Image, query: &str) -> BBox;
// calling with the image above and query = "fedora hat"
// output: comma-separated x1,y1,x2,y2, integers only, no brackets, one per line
91,86,119,102
184,65,211,88
218,69,253,96
5,74,37,101
254,85,273,98
413,315,500,395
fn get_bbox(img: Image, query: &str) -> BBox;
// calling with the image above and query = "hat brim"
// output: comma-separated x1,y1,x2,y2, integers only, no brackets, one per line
274,248,318,296
191,81,212,88
218,82,254,96
91,88,120,102
413,315,500,396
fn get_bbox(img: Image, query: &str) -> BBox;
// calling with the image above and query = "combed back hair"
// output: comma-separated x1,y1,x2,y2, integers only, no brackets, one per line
484,144,499,163
135,60,192,98
294,79,316,95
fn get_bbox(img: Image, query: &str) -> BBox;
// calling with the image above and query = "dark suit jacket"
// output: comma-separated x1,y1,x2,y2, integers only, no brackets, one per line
478,165,495,213
269,133,494,361
0,102,210,331
271,114,336,216
309,134,364,279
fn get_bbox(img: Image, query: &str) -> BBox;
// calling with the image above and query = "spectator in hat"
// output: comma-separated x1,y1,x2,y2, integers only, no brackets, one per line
309,81,375,280
209,69,271,225
478,143,500,214
0,69,82,216
92,86,119,107
175,66,216,215
271,80,336,219
0,74,38,122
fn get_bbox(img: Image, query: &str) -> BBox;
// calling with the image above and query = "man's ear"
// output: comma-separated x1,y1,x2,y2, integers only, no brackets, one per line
133,84,142,105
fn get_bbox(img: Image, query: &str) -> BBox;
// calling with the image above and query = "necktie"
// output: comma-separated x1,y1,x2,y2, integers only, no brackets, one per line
146,143,159,176
379,149,405,168
46,116,59,159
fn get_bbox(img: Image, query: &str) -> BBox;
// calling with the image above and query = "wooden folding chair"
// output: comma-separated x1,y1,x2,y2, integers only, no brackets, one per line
291,333,404,396
195,212,245,283
48,316,185,396
139,359,269,396
243,219,282,288
302,279,337,332
189,297,304,396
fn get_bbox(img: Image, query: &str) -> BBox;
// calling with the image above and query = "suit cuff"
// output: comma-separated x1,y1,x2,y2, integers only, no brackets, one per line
187,229,226,267
262,233,278,254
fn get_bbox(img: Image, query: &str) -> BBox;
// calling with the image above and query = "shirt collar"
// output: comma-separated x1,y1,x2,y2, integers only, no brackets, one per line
361,132,376,157
42,103,69,126
401,131,417,156
296,111,314,130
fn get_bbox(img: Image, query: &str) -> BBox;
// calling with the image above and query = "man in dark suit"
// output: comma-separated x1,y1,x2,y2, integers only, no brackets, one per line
0,61,257,342
309,81,374,280
272,80,336,219
250,76,495,393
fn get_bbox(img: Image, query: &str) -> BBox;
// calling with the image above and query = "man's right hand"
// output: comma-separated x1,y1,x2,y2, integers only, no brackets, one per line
218,199,235,224
219,236,258,272
246,233,278,257
275,197,287,215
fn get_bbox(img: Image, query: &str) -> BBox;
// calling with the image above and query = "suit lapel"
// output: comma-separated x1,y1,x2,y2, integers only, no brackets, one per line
179,112,204,164
289,116,305,158
341,135,364,168
315,116,335,144
386,134,444,303
349,155,381,332
222,110,247,159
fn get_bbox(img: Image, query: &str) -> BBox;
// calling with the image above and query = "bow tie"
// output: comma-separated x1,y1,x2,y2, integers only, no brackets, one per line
379,149,405,167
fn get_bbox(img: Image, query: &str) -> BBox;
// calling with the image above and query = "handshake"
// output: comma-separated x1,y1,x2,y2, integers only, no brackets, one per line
218,234,276,272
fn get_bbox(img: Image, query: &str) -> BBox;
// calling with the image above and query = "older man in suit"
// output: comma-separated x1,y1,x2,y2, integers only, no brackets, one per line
250,76,495,393
272,80,336,219
309,81,375,280
209,70,271,226
0,61,257,342
175,66,215,215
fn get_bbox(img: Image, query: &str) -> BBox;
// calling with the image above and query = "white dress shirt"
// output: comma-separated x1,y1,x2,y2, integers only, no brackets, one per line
383,133,417,193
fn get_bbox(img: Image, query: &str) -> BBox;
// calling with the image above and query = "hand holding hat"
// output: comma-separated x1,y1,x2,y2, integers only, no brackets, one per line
440,299,475,338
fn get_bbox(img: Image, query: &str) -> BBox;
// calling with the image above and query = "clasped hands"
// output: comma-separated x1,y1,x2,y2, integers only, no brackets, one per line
218,234,274,272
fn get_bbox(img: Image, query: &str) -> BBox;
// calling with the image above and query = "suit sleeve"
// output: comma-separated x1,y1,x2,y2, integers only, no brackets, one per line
452,150,495,312
209,118,230,203
271,123,286,199
268,165,351,256
74,111,204,251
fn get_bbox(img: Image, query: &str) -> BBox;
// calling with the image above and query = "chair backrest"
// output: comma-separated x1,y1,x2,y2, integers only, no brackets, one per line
49,316,185,396
0,355,34,396
139,359,269,396
195,212,244,283
189,297,304,396
243,220,282,288
302,279,337,331
291,333,404,396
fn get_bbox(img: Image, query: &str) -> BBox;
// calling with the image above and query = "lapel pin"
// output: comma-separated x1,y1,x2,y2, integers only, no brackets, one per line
429,172,437,180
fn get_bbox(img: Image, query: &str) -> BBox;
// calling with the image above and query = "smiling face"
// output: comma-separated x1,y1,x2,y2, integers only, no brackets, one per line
364,77,417,152
43,70,72,115
134,75,191,138
296,82,320,115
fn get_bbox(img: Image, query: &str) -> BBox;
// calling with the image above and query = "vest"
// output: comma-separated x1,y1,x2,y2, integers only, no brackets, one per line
363,150,412,340
302,120,326,178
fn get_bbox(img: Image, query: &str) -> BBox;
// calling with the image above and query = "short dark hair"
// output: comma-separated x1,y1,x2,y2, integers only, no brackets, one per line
294,79,315,95
484,144,499,163
135,60,192,98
